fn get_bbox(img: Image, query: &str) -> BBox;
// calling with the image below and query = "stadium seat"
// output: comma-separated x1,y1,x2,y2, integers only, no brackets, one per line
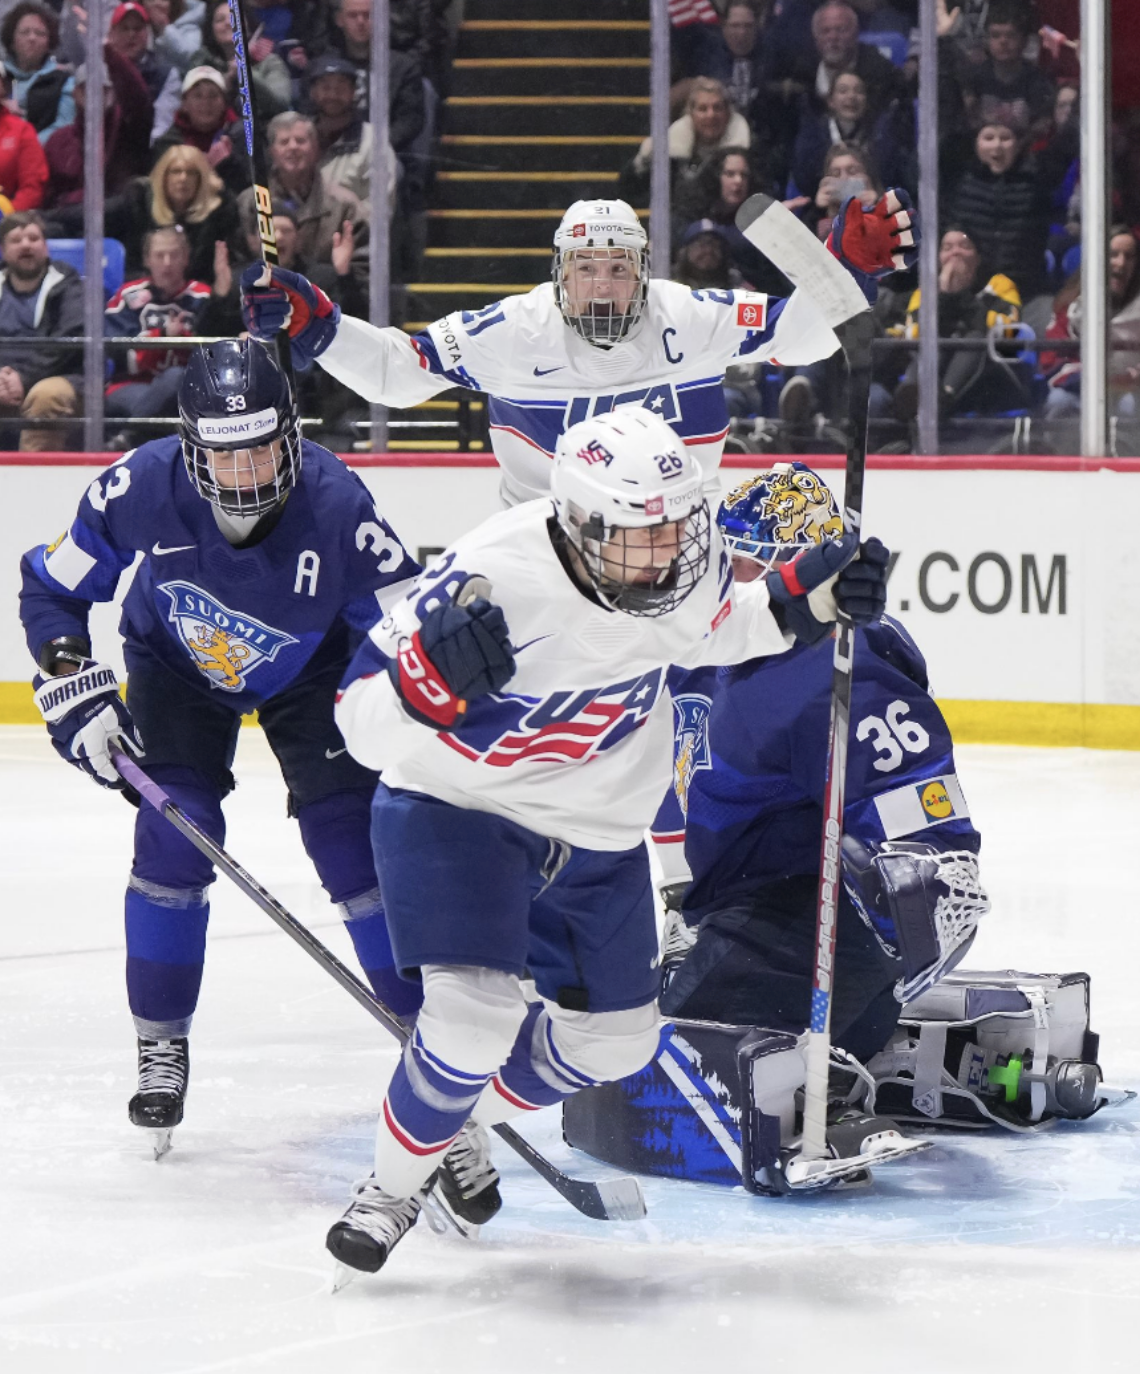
862,31,909,67
46,238,127,299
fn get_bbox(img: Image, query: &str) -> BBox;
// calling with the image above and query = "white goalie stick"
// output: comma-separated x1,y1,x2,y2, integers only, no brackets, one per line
735,195,928,1185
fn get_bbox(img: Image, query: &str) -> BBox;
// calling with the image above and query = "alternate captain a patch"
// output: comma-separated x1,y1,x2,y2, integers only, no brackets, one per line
159,581,298,692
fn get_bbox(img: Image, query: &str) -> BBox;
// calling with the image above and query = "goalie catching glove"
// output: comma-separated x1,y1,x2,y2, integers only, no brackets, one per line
34,659,143,793
391,595,515,730
765,534,889,644
841,835,990,1003
827,189,919,302
240,263,340,368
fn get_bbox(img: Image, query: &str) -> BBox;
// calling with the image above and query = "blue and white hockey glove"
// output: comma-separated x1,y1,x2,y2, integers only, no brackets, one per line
240,262,341,368
841,835,988,1002
33,659,143,791
766,534,889,643
390,597,515,730
827,189,919,303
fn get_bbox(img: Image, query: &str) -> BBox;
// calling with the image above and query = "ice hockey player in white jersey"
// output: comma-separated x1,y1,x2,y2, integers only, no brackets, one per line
322,407,890,1276
238,194,918,505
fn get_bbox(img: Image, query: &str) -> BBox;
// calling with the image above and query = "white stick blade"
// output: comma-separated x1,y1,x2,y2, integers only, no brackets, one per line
735,193,869,329
595,1175,648,1220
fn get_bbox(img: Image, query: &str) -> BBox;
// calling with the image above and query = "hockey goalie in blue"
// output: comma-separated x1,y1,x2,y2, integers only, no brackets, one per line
651,462,987,1052
17,341,438,1159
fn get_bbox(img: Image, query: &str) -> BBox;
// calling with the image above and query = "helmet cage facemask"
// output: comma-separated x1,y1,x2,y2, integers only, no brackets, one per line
182,410,303,518
567,500,711,617
554,245,649,347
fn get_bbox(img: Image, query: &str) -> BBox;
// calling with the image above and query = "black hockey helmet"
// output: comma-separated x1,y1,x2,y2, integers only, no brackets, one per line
178,340,302,517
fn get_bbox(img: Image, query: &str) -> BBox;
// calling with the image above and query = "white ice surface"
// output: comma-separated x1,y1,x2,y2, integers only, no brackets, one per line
2,727,1139,1373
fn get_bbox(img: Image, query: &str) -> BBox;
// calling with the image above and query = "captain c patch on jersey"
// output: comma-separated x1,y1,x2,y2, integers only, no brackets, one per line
159,581,298,692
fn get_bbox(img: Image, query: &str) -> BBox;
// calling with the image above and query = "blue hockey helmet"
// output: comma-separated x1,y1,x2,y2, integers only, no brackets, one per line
178,340,302,517
717,462,843,568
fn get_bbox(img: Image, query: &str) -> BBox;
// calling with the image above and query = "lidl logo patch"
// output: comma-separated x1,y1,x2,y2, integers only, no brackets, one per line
918,779,955,820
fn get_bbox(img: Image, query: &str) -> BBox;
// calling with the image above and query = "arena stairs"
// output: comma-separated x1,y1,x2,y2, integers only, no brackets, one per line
389,0,650,451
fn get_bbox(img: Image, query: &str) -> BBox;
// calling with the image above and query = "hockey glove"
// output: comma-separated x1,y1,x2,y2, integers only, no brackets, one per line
827,189,919,303
240,263,341,368
766,534,888,643
389,597,515,730
34,659,143,793
841,835,988,1002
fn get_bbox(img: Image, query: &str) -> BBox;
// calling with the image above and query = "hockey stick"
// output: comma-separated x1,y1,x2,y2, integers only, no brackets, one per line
226,0,297,391
109,744,646,1222
735,197,926,1178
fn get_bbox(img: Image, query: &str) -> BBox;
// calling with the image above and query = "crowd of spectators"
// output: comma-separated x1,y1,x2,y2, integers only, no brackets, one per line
655,0,1139,452
0,0,453,447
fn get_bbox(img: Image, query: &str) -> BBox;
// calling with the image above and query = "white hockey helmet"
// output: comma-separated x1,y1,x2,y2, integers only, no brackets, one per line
552,199,649,347
551,407,710,617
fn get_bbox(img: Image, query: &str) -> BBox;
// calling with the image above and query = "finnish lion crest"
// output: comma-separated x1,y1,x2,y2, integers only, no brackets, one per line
159,581,297,692
672,694,712,816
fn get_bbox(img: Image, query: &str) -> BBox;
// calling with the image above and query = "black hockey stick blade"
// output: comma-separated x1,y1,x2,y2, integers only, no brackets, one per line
111,744,646,1223
493,1122,646,1221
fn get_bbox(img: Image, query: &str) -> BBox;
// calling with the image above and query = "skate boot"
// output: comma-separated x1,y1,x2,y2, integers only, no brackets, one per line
326,1177,422,1284
434,1121,502,1227
128,1037,188,1160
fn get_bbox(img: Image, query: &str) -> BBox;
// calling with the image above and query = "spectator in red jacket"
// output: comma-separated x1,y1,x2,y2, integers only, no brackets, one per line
0,67,48,209
42,45,154,234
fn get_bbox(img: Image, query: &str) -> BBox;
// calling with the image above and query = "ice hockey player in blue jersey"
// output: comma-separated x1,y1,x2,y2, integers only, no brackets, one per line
237,194,918,505
651,462,989,1058
17,340,443,1162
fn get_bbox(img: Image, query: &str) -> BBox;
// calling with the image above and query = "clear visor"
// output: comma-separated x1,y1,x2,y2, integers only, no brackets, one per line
555,245,646,346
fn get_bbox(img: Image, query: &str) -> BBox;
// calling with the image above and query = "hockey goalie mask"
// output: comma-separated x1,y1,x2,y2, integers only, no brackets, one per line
179,340,303,518
552,409,710,617
717,462,843,573
552,199,649,347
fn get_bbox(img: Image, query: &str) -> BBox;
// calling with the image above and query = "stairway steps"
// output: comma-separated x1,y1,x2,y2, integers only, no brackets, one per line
406,282,535,322
459,21,649,60
419,246,550,284
433,170,620,212
438,136,641,175
425,207,646,249
467,0,646,21
450,59,649,99
442,97,649,138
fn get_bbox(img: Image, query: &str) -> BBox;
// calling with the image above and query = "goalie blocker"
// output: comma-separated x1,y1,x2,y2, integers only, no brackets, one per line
563,968,1130,1193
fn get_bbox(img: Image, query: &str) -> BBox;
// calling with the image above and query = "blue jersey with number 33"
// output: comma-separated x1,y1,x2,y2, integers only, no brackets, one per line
19,437,420,712
652,617,981,922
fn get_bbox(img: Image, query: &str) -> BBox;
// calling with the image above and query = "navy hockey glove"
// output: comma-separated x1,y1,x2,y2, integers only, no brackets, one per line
766,535,889,643
390,597,515,730
240,262,341,367
34,659,143,792
834,536,889,624
841,834,988,1002
827,189,919,302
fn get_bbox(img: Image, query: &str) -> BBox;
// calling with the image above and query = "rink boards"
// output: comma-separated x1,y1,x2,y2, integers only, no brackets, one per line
1,451,1138,748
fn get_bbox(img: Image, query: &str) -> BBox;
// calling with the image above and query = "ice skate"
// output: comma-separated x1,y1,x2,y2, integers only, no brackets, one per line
327,1177,422,1287
432,1121,501,1228
128,1037,188,1161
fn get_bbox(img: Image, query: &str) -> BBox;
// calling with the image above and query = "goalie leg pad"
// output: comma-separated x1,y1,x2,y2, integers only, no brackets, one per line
867,968,1130,1129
